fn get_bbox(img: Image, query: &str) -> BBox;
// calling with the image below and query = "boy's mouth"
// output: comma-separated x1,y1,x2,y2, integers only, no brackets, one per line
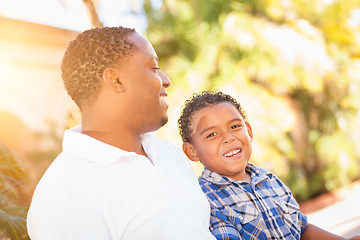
223,148,241,158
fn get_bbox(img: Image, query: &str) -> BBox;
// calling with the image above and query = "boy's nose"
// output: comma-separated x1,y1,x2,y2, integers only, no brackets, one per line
159,70,171,88
223,133,236,144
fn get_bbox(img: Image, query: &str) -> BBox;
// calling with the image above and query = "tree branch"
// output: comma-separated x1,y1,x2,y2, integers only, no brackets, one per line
82,0,103,27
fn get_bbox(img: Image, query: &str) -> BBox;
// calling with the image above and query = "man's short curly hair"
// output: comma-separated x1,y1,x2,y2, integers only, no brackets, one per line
61,26,136,109
178,90,248,143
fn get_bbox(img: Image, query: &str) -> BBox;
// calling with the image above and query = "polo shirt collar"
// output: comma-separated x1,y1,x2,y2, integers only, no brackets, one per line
62,126,149,165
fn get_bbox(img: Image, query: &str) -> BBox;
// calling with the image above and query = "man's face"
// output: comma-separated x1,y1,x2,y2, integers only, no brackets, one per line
186,102,253,181
116,33,171,133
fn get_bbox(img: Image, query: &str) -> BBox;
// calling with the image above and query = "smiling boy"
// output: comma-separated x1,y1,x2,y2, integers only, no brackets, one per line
178,90,360,240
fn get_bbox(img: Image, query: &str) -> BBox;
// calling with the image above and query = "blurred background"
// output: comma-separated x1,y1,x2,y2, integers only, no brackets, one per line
0,0,360,239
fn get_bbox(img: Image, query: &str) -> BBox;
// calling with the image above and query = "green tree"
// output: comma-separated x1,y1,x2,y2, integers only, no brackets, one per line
82,0,104,27
143,0,360,202
0,143,29,239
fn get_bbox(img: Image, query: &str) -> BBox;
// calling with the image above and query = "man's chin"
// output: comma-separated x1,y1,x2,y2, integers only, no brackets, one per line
146,116,168,133
160,116,168,127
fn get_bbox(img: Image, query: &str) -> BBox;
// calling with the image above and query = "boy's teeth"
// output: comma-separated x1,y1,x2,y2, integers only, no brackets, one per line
224,149,241,157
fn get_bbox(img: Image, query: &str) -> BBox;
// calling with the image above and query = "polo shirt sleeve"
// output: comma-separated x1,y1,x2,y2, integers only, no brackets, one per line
172,143,200,179
27,183,110,240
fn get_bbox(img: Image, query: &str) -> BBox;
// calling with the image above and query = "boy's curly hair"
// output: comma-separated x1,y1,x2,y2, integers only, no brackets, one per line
178,90,248,143
61,26,136,109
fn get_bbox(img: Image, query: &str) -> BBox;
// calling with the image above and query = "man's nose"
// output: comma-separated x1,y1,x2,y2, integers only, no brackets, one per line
159,70,171,88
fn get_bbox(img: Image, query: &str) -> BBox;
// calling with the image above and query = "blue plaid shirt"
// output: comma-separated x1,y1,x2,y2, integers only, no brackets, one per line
199,163,308,240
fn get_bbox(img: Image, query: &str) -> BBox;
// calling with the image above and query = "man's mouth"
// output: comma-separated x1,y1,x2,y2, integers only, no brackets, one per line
223,148,241,158
160,90,168,103
160,95,167,102
160,94,169,108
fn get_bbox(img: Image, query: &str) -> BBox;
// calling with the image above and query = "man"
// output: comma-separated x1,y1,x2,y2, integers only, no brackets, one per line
27,27,215,240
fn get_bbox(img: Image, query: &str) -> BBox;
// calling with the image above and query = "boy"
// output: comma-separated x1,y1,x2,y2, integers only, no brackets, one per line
178,90,360,240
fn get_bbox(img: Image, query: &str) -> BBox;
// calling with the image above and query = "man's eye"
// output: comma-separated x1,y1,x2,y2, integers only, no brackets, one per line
231,124,241,129
206,132,217,138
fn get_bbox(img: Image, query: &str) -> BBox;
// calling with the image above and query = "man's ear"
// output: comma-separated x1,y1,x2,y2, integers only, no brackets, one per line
102,68,125,92
182,142,200,162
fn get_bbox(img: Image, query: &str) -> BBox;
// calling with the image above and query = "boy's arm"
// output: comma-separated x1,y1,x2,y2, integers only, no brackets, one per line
301,223,360,240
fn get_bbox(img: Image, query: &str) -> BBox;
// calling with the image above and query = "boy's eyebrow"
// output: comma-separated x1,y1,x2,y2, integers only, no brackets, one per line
200,126,216,136
229,118,244,123
199,118,244,135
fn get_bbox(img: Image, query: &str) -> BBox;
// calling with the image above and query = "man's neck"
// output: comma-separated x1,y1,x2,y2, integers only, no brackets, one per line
81,128,147,157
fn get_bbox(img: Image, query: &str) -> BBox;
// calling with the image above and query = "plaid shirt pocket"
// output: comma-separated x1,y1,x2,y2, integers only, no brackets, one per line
274,197,302,235
274,197,299,214
222,203,259,226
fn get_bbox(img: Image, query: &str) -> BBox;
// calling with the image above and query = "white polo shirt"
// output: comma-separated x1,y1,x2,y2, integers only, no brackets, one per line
27,126,215,240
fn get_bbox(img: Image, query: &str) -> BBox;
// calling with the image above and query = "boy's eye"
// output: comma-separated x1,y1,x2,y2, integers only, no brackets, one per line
206,132,217,138
231,124,242,129
153,67,160,73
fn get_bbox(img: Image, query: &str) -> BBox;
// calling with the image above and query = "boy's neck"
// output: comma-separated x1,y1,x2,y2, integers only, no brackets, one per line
226,170,251,182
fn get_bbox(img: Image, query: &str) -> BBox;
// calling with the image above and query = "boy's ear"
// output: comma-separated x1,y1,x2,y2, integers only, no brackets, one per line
182,142,200,162
102,68,125,92
245,122,253,141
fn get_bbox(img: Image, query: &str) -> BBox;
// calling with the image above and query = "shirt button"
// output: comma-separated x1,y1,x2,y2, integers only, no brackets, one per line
239,216,244,221
269,211,273,216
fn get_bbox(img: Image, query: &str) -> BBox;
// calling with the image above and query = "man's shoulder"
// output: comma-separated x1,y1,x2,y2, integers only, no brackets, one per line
142,133,183,155
34,153,83,190
142,133,176,146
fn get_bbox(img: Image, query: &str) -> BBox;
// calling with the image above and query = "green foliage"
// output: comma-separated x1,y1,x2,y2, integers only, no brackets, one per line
143,0,360,202
0,207,28,240
0,143,29,239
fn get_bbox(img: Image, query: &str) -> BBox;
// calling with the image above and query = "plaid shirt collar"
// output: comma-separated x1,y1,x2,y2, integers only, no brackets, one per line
200,163,272,186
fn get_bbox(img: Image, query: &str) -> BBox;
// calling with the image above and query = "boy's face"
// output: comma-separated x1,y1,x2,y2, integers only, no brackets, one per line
183,102,253,181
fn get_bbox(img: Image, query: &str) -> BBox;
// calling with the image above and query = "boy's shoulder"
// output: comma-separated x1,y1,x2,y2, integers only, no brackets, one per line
198,163,287,193
199,164,275,183
199,164,296,206
247,163,270,175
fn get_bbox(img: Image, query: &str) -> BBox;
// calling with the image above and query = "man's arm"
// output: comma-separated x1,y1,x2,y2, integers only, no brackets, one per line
301,223,360,240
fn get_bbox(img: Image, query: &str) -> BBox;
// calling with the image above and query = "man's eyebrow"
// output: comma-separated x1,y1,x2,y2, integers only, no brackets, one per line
147,55,159,63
